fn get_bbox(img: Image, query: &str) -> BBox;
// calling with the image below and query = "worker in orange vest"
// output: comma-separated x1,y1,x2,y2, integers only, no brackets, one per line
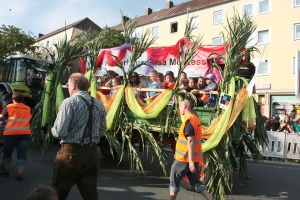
0,93,32,181
169,98,212,200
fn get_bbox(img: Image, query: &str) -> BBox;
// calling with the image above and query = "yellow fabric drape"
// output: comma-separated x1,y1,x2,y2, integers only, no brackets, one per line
125,87,173,119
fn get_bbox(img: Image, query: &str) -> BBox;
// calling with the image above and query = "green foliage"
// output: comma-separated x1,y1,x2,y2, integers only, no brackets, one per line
0,24,37,57
93,26,125,49
30,34,88,154
203,11,267,200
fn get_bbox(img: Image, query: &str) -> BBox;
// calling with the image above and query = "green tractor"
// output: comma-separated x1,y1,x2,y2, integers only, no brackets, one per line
0,55,52,114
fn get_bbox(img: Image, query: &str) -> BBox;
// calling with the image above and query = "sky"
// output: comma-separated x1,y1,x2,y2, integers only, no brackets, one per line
0,0,188,37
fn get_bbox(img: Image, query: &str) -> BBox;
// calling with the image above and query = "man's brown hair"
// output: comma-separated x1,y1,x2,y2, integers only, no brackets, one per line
12,92,24,103
26,185,58,200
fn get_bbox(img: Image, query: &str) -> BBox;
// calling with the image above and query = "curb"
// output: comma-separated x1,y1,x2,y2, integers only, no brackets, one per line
247,158,300,168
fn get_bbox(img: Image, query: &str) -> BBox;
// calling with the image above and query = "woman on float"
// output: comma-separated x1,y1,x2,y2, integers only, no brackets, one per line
129,72,145,98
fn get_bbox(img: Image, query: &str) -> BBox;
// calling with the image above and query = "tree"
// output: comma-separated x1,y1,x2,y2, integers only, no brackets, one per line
97,26,125,48
0,25,37,57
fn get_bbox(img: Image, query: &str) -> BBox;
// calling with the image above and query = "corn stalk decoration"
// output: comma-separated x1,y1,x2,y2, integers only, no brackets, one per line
30,35,88,154
100,13,170,174
203,11,268,199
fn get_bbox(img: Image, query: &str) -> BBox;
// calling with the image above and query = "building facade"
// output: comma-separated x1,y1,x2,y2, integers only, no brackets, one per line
33,17,101,60
111,0,300,119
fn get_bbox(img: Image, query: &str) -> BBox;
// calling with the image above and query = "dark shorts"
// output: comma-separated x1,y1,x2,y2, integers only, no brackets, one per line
52,143,100,200
169,159,207,193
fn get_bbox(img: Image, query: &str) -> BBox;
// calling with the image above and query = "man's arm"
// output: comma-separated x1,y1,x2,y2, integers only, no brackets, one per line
51,100,72,138
98,105,107,136
0,114,5,121
0,107,8,120
187,135,196,173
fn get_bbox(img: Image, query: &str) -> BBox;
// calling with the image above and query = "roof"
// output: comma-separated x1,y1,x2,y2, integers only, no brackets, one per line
35,17,102,42
110,0,233,30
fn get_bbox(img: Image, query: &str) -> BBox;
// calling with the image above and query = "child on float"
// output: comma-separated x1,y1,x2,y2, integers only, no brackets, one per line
186,77,197,92
203,73,218,107
178,72,188,90
103,70,118,95
147,70,161,100
162,71,175,89
110,76,122,95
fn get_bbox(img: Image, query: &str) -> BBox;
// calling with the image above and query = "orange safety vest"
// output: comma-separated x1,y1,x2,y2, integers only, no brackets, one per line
4,103,32,135
175,114,202,163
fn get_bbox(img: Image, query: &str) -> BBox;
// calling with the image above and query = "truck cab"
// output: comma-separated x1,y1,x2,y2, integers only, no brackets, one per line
0,55,52,113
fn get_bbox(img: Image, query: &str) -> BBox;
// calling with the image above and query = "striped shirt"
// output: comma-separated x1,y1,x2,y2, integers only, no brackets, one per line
51,91,106,144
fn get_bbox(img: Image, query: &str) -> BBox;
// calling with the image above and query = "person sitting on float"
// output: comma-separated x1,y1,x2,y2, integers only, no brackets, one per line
278,115,294,133
202,73,217,108
162,71,175,89
129,72,146,98
178,72,188,90
203,58,223,84
186,77,197,93
103,70,118,95
110,76,122,95
158,72,165,87
197,76,206,90
147,70,161,100
190,76,207,107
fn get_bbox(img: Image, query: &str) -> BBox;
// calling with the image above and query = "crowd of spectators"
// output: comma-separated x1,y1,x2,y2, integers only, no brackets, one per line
265,114,300,134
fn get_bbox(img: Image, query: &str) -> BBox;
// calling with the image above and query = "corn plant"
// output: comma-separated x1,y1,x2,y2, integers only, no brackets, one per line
30,34,88,154
203,11,268,199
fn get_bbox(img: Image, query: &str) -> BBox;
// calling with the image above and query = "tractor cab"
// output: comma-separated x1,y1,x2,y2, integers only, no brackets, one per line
0,55,52,112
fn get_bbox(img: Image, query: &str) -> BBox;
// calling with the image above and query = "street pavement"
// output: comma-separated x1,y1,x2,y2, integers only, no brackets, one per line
0,145,299,200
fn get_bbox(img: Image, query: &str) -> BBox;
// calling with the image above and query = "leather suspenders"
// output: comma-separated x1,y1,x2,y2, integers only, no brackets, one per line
77,95,94,145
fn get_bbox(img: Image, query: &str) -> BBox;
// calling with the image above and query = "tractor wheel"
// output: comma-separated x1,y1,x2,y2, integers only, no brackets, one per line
0,89,12,113
180,154,211,191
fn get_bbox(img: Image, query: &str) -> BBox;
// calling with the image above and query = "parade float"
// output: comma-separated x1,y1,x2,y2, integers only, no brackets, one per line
29,12,268,200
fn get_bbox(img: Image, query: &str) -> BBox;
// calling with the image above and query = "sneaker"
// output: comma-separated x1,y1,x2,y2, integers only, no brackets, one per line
15,175,23,181
0,170,9,177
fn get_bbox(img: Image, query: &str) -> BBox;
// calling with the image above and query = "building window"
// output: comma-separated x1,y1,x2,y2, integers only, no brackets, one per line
135,31,142,39
212,37,223,45
170,22,178,33
52,38,56,45
40,43,44,50
46,41,49,48
64,34,67,41
246,32,256,47
243,3,253,16
257,60,270,76
258,0,269,14
191,16,199,28
152,26,159,38
295,0,300,7
294,23,300,40
213,10,223,25
258,30,269,44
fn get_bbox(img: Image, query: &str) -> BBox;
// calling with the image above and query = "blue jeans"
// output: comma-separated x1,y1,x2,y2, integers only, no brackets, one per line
169,159,207,193
2,135,31,166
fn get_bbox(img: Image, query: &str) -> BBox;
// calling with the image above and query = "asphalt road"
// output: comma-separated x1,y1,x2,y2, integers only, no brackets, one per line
0,146,299,200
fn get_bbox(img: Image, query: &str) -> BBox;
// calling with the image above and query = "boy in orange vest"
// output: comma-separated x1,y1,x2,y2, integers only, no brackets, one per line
169,98,212,200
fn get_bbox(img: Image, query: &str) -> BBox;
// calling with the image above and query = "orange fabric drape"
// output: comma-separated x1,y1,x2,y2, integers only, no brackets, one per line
201,88,248,139
96,86,123,112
